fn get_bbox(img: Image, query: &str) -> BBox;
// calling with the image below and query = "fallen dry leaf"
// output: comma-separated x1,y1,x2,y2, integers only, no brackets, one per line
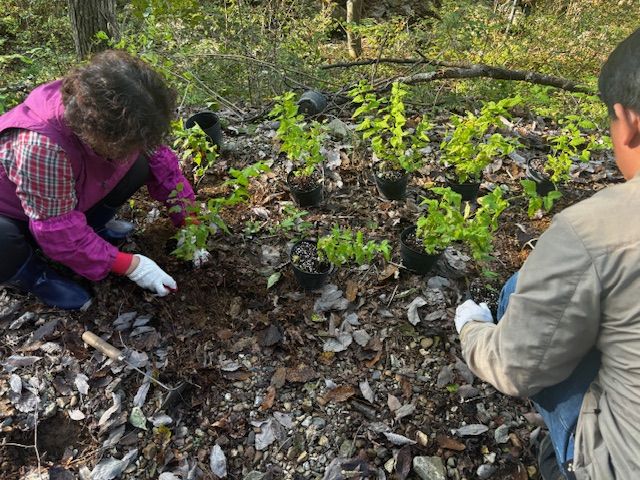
378,264,399,282
216,329,234,341
365,351,382,369
319,385,355,405
270,367,287,388
387,394,402,412
436,434,466,451
260,386,276,411
286,364,317,383
345,280,359,302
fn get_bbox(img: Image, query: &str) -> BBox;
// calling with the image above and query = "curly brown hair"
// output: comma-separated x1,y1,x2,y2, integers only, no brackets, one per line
61,50,177,160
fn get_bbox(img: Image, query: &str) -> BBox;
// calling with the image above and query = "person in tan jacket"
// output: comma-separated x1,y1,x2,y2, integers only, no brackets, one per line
455,29,640,480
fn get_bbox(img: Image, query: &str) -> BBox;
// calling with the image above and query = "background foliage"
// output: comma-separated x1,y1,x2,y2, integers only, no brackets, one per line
0,0,637,119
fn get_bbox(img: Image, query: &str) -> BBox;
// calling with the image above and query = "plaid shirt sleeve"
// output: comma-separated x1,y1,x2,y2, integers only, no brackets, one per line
0,129,77,220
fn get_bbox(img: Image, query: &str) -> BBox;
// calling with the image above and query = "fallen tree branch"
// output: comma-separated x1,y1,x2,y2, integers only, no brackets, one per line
323,57,593,94
320,57,462,70
390,64,592,93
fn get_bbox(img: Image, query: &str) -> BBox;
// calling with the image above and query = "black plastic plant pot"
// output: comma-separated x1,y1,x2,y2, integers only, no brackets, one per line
448,181,481,202
297,91,327,116
526,158,555,196
185,111,223,149
290,240,332,290
375,171,409,200
400,226,441,275
287,172,323,207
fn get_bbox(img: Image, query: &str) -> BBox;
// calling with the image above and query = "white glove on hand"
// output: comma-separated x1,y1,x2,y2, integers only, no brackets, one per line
127,254,177,297
454,299,494,334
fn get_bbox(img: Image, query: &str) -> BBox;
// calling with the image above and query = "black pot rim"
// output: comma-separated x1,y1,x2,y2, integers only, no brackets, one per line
185,111,220,129
290,240,332,275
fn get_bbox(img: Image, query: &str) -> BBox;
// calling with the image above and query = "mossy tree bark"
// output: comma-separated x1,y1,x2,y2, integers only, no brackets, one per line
67,0,119,60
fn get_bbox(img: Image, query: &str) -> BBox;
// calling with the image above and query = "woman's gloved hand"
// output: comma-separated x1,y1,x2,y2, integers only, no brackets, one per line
454,299,493,333
126,254,177,296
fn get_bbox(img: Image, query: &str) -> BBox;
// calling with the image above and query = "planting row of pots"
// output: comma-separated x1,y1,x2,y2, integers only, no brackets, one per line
289,187,508,290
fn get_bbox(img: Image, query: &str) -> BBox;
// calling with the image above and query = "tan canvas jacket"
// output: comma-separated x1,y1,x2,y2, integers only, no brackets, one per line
461,174,640,479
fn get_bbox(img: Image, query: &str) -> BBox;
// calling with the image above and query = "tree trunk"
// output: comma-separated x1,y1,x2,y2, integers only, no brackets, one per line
346,0,363,59
68,0,119,60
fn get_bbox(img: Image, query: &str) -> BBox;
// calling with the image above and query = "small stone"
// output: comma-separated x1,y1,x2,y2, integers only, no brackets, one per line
416,431,429,447
420,337,434,349
318,435,329,447
375,446,389,459
494,424,510,444
447,457,456,467
384,457,395,473
296,451,308,463
339,439,355,458
243,471,265,480
312,417,326,429
413,456,446,480
477,464,497,479
143,443,157,460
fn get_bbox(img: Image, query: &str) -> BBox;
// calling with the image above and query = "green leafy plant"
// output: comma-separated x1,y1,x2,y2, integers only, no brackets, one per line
440,96,521,183
269,204,313,240
269,91,326,178
415,187,508,262
544,115,611,183
170,161,270,262
416,187,466,255
172,119,218,185
521,179,563,218
349,81,432,174
317,226,391,267
463,187,509,262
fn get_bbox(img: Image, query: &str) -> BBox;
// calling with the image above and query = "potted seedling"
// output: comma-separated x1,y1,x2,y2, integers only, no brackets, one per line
401,187,508,274
290,226,391,290
271,92,327,207
401,187,465,274
290,240,333,290
350,81,432,200
440,97,521,201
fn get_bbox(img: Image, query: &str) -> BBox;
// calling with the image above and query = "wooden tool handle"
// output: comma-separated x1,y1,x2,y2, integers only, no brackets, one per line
82,331,123,361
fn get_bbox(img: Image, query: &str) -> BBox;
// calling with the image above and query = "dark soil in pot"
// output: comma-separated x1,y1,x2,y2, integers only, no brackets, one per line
287,170,323,207
526,158,555,196
400,226,441,275
375,170,409,200
290,240,332,290
185,111,223,149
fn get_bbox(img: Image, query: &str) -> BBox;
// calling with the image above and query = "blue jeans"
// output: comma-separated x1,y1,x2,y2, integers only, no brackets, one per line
498,273,601,474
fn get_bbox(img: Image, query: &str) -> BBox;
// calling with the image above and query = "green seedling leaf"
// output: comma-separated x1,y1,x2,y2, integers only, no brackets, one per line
267,272,281,290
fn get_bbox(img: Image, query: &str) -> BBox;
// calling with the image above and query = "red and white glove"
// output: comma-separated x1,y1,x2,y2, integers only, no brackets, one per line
126,254,177,296
454,299,493,334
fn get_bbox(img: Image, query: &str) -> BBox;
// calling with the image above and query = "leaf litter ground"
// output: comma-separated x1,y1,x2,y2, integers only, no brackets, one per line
0,110,619,480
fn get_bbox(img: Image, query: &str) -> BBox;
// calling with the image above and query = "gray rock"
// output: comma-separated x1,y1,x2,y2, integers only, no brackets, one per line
494,424,510,444
413,456,445,480
243,472,265,480
477,464,497,479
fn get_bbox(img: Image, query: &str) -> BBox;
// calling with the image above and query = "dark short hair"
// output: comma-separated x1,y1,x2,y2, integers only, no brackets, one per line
599,28,640,118
61,50,177,159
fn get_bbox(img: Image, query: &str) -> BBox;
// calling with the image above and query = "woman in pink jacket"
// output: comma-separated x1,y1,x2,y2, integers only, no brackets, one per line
0,50,195,309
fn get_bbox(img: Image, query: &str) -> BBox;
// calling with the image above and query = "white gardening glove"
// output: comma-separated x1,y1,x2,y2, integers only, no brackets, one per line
454,299,494,334
126,254,177,297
